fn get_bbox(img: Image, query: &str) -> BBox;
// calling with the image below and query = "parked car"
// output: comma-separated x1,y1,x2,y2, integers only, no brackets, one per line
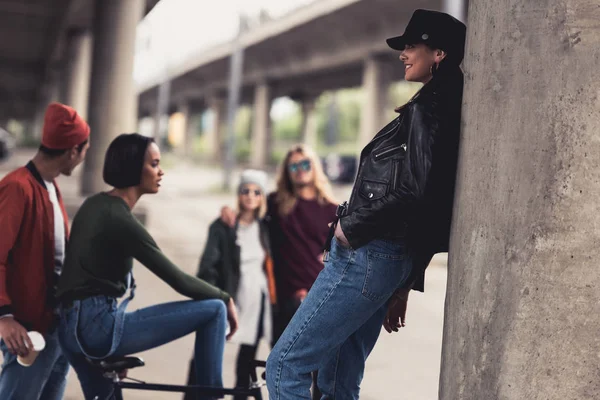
0,127,16,161
321,153,357,184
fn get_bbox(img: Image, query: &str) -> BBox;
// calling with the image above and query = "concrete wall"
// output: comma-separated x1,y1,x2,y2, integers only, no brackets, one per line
440,1,600,399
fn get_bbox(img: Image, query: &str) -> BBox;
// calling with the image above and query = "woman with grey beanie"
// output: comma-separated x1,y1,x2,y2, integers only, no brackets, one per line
186,169,277,400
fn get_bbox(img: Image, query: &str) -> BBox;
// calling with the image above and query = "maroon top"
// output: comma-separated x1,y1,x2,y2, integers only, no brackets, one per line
267,193,337,300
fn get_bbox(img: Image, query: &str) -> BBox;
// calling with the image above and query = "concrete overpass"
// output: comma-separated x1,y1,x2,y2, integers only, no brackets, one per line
0,0,159,121
137,0,467,166
0,0,161,194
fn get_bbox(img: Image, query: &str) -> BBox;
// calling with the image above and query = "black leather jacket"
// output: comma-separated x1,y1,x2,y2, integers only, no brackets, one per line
338,66,464,291
197,218,271,301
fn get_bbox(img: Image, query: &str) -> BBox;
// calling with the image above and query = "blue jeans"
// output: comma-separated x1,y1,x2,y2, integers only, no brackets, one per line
266,238,412,400
0,328,69,400
58,296,227,400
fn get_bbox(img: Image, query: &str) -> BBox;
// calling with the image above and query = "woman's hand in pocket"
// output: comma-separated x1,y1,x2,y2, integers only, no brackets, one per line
334,223,351,248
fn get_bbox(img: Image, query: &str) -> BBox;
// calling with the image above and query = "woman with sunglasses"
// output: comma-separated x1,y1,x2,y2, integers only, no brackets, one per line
191,169,276,400
266,9,466,399
219,145,337,400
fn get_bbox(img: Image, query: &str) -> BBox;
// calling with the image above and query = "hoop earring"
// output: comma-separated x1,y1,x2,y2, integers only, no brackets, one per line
430,63,439,76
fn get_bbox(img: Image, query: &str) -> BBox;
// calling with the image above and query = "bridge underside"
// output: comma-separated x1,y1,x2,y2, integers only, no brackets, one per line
0,0,159,120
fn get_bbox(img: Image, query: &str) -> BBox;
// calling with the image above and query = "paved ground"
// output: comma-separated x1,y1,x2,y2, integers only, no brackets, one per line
0,150,448,400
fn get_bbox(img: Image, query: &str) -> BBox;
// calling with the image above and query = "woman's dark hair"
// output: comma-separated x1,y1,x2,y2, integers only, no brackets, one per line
103,133,154,189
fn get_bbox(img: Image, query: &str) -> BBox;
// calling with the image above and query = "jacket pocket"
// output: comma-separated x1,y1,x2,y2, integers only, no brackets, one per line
358,179,388,201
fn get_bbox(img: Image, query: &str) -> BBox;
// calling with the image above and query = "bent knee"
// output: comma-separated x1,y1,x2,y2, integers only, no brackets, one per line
202,298,226,316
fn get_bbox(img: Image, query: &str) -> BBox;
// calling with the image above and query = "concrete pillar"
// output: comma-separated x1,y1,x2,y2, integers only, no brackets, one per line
62,28,92,119
206,96,226,162
153,80,171,143
81,0,145,195
31,104,45,140
440,2,600,400
175,100,203,157
176,101,190,156
48,82,61,104
358,57,391,149
442,0,468,22
32,71,59,139
300,96,319,149
250,81,272,167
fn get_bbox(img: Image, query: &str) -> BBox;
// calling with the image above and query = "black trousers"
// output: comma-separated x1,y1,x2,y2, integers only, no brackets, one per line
232,295,266,400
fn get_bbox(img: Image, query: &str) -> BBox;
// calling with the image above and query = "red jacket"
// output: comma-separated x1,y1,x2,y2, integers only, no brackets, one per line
0,162,69,333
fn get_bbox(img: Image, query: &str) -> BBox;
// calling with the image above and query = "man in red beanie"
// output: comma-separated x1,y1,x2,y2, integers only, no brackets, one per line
0,102,90,399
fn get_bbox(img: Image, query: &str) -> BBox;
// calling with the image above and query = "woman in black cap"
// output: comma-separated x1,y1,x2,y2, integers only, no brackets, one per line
266,9,466,399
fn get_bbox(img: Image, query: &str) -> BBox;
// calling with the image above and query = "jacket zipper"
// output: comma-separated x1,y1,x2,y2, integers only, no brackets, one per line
392,160,399,190
349,117,402,206
374,144,406,160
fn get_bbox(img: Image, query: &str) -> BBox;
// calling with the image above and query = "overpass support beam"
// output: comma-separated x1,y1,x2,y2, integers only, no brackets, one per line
31,104,45,139
175,101,190,157
207,96,226,162
443,0,468,22
81,0,145,195
251,81,272,167
300,96,319,149
176,99,204,157
440,1,600,399
62,28,92,119
359,57,391,149
32,71,60,139
153,80,171,143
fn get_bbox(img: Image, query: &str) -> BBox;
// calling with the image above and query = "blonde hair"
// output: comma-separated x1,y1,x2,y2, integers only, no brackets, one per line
275,144,337,216
237,187,267,220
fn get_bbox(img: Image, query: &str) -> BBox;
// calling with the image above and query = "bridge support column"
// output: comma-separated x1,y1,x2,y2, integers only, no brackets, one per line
32,72,59,139
81,0,145,195
175,101,190,157
443,0,468,22
153,80,171,144
176,99,203,157
300,96,318,149
251,81,272,167
62,28,92,119
207,96,226,162
359,57,391,149
440,1,600,399
31,104,45,139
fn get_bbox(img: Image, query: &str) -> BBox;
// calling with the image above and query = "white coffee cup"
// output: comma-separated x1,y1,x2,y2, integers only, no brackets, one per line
17,331,46,367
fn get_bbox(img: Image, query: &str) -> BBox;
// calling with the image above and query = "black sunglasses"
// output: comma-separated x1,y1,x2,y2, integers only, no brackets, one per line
288,159,311,173
240,188,262,196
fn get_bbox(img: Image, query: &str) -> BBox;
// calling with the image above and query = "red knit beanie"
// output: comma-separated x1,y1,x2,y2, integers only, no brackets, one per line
41,102,90,149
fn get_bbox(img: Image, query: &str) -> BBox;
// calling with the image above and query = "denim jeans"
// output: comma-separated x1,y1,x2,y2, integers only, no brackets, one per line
266,238,412,400
58,296,227,400
0,328,69,400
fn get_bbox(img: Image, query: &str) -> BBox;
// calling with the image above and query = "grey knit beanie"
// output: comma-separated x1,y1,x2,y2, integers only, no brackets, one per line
238,169,268,194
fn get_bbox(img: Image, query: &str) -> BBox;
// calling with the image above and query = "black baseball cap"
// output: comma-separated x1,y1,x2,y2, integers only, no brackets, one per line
386,9,467,64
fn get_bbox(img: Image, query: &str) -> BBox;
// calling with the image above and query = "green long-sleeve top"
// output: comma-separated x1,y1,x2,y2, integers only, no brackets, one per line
56,193,230,303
